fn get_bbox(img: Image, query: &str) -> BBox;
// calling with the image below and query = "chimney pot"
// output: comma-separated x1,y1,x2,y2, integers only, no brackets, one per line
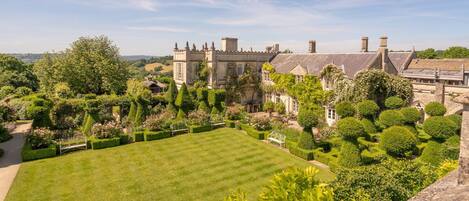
309,40,316,53
380,36,388,48
361,37,369,52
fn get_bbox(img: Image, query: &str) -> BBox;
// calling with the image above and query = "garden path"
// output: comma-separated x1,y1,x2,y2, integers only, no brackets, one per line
0,123,30,201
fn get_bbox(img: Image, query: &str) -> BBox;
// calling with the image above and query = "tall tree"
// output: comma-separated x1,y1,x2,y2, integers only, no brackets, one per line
417,48,439,59
442,46,469,58
0,54,38,90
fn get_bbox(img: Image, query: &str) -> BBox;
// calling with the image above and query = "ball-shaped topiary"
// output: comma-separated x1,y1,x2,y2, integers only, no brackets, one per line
356,100,380,118
360,118,377,134
378,110,404,128
446,114,462,131
380,126,417,157
424,102,446,116
297,109,319,132
385,96,405,109
400,107,421,124
423,116,458,139
337,117,365,140
297,132,314,150
335,102,356,118
418,140,444,166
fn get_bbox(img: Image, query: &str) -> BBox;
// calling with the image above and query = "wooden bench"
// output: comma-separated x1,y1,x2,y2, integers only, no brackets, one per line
211,122,225,128
59,136,87,155
170,124,188,136
267,131,286,147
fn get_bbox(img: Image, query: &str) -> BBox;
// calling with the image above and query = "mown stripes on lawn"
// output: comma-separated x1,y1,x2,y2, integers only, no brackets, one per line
6,128,334,201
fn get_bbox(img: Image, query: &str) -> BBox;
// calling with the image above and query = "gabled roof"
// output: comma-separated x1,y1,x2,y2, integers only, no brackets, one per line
270,53,378,78
389,52,414,72
407,59,469,71
289,64,308,75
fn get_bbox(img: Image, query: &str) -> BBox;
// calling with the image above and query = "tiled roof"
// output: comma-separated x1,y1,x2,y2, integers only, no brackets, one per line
408,59,469,71
270,53,378,78
389,52,413,71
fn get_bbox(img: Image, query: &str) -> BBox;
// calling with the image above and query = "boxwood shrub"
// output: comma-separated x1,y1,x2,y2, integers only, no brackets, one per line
240,123,265,140
356,100,379,118
338,140,361,168
379,126,417,157
446,114,462,131
335,102,355,118
144,130,171,141
133,131,145,142
90,137,120,149
360,119,377,134
384,96,404,109
22,142,57,161
378,110,404,128
119,134,131,145
424,102,446,116
288,143,314,160
400,107,421,124
224,120,236,128
313,149,339,170
423,116,458,139
337,117,365,140
189,125,212,133
419,140,444,166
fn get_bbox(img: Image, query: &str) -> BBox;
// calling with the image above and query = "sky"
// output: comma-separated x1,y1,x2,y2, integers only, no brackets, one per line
1,0,469,56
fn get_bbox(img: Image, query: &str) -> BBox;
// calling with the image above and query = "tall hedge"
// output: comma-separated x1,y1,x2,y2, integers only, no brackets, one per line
424,102,446,116
338,140,361,168
335,102,356,118
337,117,365,140
356,100,379,119
423,116,458,139
82,98,101,135
380,126,417,157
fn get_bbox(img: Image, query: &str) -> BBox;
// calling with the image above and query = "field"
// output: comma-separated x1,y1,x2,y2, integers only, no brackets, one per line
6,128,333,201
144,62,172,73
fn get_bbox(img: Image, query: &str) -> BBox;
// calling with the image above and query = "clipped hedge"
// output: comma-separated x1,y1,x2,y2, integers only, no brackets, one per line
380,126,417,157
335,102,356,118
337,117,365,140
419,140,444,166
119,134,131,145
378,110,404,127
22,142,57,161
400,107,421,124
297,132,314,150
446,114,462,131
385,96,404,109
338,140,361,168
423,116,458,139
360,119,377,134
356,100,379,118
189,125,212,133
240,123,265,140
133,131,145,142
288,143,314,160
144,130,171,141
425,102,446,116
313,149,339,170
90,137,120,150
225,120,236,128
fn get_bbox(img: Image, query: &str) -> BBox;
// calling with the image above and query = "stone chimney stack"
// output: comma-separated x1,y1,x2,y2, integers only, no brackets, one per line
361,37,369,52
309,40,316,53
380,36,388,48
221,37,238,51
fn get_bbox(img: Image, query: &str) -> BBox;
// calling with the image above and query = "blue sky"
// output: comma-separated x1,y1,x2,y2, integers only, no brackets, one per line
1,0,468,55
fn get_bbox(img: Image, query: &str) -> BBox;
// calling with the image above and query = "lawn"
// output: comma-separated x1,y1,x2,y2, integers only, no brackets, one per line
6,128,334,201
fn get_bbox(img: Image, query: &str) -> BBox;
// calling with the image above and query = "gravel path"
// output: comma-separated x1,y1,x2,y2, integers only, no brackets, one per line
0,123,30,201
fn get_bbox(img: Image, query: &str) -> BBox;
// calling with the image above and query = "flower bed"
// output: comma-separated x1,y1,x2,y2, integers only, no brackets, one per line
239,123,265,140
22,142,57,161
144,130,171,141
90,137,120,150
189,125,212,133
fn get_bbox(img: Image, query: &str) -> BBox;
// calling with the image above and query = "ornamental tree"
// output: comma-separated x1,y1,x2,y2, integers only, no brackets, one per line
425,102,446,116
337,117,365,140
297,109,319,133
380,126,417,157
175,83,193,112
356,100,379,119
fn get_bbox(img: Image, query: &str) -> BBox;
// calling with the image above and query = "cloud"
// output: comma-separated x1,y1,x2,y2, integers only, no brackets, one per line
129,0,158,11
126,26,191,33
65,0,158,12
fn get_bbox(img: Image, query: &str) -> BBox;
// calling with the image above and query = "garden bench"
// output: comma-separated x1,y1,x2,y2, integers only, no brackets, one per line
267,131,286,147
170,124,188,135
211,122,225,127
59,136,87,155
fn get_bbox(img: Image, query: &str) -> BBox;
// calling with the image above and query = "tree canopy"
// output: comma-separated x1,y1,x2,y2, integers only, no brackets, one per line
0,54,38,90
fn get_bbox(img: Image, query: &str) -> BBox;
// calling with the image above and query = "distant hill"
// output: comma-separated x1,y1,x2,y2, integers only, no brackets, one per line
144,61,173,73
5,53,156,63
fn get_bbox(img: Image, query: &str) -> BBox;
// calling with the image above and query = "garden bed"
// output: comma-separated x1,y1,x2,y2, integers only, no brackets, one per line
22,142,57,161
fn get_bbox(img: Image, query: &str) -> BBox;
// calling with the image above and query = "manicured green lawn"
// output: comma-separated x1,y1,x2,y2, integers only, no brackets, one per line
7,128,334,201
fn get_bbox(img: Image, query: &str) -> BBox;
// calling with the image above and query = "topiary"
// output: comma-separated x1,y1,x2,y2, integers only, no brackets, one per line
337,117,365,140
384,96,404,109
400,107,421,124
442,135,460,160
335,102,355,118
419,141,444,166
297,109,319,133
176,109,186,119
297,132,314,150
423,116,458,140
380,126,417,157
196,87,208,102
424,102,446,116
356,100,379,119
360,119,377,134
378,110,404,128
175,83,193,112
197,101,210,113
165,79,178,104
338,140,361,168
446,114,462,131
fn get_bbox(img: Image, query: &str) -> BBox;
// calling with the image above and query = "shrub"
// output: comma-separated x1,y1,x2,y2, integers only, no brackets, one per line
423,116,458,139
91,121,122,139
187,110,210,126
361,119,377,134
165,79,178,104
0,103,14,123
22,142,56,161
90,137,120,149
400,107,421,124
0,86,15,99
335,102,356,118
419,141,444,166
144,130,171,141
225,104,244,120
197,101,210,113
425,102,446,116
208,89,226,107
337,117,365,140
380,126,417,157
385,96,404,109
196,87,208,102
240,123,265,140
27,128,54,149
446,114,462,131
263,101,275,113
189,125,212,133
119,134,131,145
297,132,314,150
54,82,73,98
297,109,318,132
356,100,379,118
338,140,361,167
378,110,404,127
288,144,315,160
176,109,186,119
442,135,460,160
15,86,32,97
274,102,286,114
133,131,144,142
250,116,271,131
143,111,173,131
175,83,193,112
0,126,12,143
